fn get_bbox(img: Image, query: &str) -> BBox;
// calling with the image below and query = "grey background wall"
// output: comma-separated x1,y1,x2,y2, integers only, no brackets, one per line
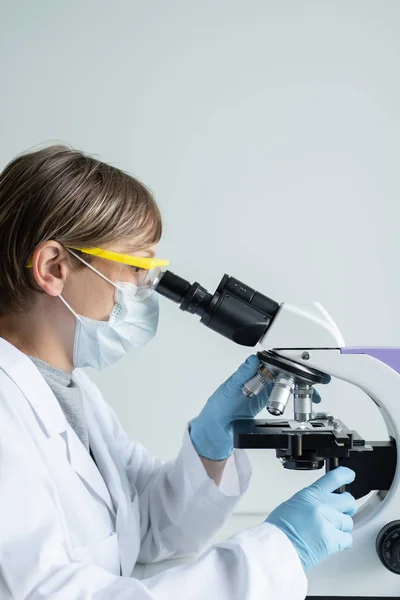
1,0,399,514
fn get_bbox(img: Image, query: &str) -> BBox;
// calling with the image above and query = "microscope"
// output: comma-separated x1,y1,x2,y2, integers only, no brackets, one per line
155,270,399,599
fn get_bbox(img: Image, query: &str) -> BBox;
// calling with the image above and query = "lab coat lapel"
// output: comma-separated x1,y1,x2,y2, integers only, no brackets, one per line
66,423,115,514
77,374,133,514
85,409,126,515
83,391,139,575
0,338,115,514
0,337,66,437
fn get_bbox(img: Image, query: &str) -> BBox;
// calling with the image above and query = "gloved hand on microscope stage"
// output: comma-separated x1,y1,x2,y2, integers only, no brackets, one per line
266,466,357,571
189,354,321,460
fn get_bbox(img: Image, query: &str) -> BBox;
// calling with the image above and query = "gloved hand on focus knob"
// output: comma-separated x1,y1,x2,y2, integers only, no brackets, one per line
266,466,357,571
189,354,321,461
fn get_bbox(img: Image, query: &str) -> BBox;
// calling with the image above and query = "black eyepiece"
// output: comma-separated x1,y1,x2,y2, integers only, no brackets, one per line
155,271,191,304
155,270,280,347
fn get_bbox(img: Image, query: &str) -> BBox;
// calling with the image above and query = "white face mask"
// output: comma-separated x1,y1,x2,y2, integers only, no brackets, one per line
59,252,159,370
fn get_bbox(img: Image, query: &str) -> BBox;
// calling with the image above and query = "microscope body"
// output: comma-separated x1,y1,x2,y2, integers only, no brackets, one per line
156,271,400,598
252,302,400,598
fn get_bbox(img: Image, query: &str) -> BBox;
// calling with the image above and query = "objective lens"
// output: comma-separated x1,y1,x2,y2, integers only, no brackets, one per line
293,384,313,422
242,366,274,398
267,376,294,416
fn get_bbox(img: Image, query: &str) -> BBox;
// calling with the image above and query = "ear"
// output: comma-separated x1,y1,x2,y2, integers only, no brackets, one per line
31,241,71,296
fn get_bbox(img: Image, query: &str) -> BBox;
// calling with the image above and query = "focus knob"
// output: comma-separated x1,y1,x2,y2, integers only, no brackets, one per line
376,521,400,574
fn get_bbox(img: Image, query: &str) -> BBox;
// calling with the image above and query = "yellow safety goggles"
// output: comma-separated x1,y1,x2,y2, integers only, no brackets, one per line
70,247,169,271
27,247,170,271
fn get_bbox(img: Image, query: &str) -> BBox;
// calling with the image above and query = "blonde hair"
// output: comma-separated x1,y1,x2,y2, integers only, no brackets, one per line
0,145,162,314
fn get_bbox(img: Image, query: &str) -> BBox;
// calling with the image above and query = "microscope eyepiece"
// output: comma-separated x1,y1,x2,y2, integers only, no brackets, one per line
154,270,280,347
155,271,213,317
155,271,191,305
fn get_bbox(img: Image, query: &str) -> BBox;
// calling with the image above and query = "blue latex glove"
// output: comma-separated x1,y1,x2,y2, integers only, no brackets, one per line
266,466,357,571
189,354,321,460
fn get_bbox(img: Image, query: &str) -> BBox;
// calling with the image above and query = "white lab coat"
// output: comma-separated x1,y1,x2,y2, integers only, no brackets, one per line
0,336,307,599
